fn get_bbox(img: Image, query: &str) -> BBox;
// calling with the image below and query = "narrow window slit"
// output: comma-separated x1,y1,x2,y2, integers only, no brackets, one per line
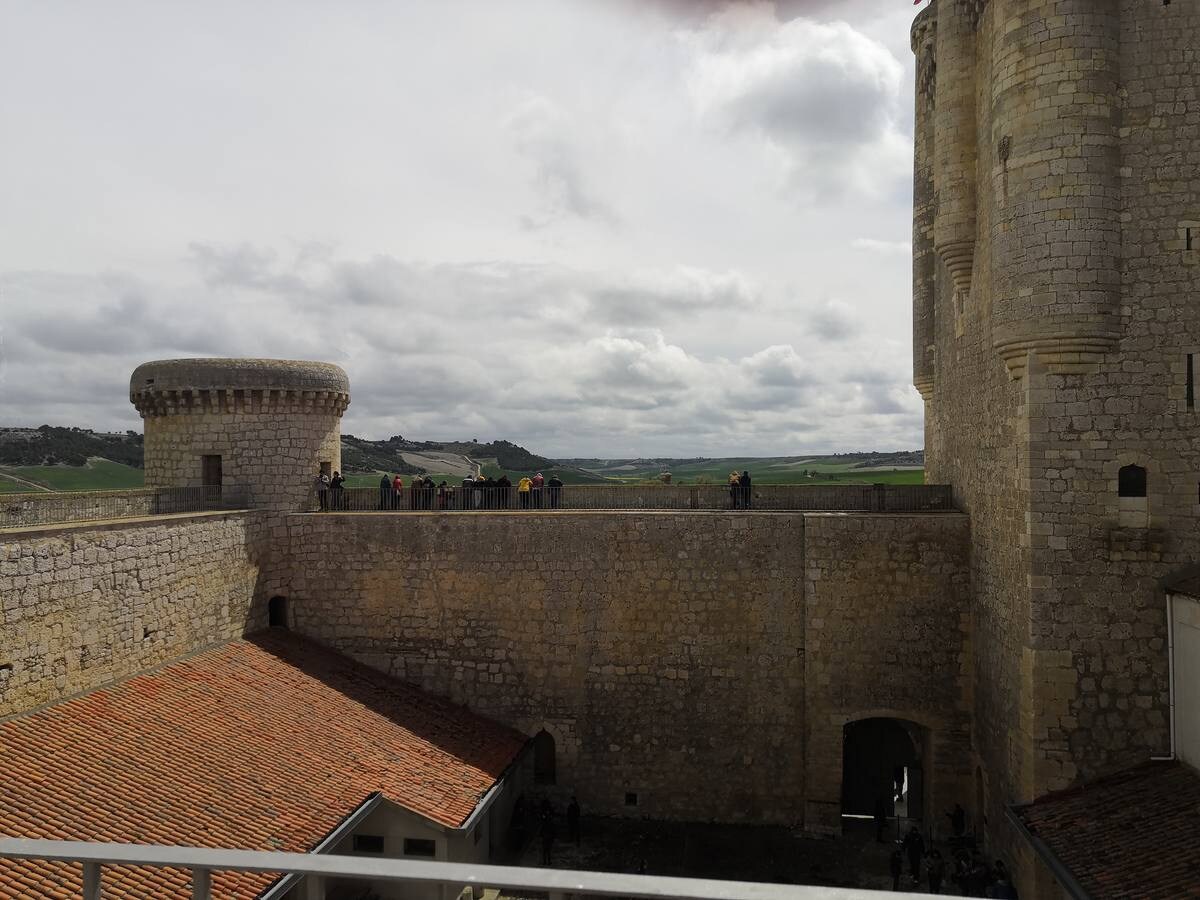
1187,353,1195,410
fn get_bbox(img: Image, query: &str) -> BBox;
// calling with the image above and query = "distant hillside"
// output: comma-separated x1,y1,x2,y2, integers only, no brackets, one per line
0,426,143,468
0,423,924,490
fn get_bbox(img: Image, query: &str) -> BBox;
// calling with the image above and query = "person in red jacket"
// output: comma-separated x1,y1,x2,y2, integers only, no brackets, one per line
391,474,403,510
531,471,545,509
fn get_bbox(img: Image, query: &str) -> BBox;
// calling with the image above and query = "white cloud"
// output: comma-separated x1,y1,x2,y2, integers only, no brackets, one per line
0,0,923,457
681,4,910,201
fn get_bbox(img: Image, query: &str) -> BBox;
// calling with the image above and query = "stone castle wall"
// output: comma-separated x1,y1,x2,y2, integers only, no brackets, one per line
274,511,970,827
914,1,1200,892
0,512,266,718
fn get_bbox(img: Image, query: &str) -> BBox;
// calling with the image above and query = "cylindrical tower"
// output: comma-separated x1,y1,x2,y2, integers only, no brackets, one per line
989,0,1122,377
130,358,350,510
912,5,939,401
933,0,979,303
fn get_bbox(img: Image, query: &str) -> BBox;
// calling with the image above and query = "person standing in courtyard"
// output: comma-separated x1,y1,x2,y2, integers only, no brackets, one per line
902,825,924,884
873,793,888,843
927,849,945,895
540,805,556,865
889,847,903,892
566,796,580,844
947,802,966,838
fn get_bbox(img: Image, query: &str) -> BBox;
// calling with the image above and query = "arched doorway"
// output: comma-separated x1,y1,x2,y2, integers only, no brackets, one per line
533,730,556,785
842,718,924,821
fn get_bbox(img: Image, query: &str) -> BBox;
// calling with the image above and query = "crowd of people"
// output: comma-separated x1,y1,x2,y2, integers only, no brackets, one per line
727,469,753,508
313,470,566,511
880,804,1018,897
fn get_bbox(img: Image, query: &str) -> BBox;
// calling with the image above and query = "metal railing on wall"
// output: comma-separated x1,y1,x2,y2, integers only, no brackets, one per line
0,838,923,900
314,483,955,513
0,485,251,529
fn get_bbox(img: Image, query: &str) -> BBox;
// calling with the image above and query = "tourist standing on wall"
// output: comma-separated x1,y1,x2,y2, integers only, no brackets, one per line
409,476,421,511
315,470,330,511
728,470,741,509
518,475,533,509
548,475,563,509
329,471,345,510
498,474,512,508
422,475,435,510
532,472,545,508
379,474,391,510
739,470,753,508
391,474,403,510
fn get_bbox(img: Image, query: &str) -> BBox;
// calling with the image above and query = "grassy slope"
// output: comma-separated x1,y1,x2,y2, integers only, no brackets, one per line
0,458,145,492
575,457,925,485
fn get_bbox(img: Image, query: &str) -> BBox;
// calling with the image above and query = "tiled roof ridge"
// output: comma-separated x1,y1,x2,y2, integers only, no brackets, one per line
1018,759,1182,813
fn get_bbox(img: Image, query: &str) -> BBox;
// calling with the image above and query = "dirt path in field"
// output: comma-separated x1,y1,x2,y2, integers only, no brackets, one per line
0,471,53,492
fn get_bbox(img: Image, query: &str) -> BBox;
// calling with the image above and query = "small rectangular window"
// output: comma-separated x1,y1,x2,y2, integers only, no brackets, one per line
353,835,384,854
1187,353,1195,410
404,838,436,858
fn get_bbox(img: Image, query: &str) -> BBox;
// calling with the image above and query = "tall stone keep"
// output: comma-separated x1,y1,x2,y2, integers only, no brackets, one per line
130,358,350,510
913,0,1200,894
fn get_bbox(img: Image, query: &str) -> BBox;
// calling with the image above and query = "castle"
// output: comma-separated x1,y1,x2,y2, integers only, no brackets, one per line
1,1,1198,897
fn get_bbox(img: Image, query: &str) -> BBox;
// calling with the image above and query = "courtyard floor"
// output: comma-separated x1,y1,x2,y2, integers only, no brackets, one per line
510,816,942,894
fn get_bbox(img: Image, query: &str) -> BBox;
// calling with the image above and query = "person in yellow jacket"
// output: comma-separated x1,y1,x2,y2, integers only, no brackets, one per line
517,475,533,509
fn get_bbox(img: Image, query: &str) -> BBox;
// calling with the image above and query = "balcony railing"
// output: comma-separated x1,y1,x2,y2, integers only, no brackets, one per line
315,483,954,514
0,838,923,900
0,485,251,529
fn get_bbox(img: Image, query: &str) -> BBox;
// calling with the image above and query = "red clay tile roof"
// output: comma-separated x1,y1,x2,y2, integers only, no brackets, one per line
0,632,528,899
1014,761,1200,899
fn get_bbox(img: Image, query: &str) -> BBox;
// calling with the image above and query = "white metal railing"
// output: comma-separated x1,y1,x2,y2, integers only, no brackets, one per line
0,838,926,900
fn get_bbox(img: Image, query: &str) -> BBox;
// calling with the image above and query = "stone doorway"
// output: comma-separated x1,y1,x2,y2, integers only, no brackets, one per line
841,718,925,823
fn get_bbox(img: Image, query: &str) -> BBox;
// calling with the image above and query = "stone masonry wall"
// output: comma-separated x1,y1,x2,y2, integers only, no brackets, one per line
276,510,970,829
803,513,972,834
0,512,265,718
915,1,1200,894
143,409,342,511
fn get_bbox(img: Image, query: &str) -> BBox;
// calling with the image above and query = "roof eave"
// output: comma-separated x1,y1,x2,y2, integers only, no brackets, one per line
1004,804,1094,900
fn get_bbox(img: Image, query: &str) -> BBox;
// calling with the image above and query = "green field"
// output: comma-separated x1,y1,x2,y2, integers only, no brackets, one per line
0,459,145,493
0,454,924,493
570,456,925,486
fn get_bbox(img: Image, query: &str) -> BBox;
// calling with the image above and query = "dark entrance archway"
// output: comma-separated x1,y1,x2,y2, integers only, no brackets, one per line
533,730,556,785
842,717,924,821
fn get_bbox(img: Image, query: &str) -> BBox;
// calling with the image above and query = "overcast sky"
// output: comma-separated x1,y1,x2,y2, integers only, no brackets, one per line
1,0,923,457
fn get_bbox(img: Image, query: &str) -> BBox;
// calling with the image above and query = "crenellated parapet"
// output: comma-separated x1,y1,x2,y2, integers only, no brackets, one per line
131,387,350,418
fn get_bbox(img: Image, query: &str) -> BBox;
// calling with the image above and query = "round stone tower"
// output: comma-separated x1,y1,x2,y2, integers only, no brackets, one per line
130,358,350,510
